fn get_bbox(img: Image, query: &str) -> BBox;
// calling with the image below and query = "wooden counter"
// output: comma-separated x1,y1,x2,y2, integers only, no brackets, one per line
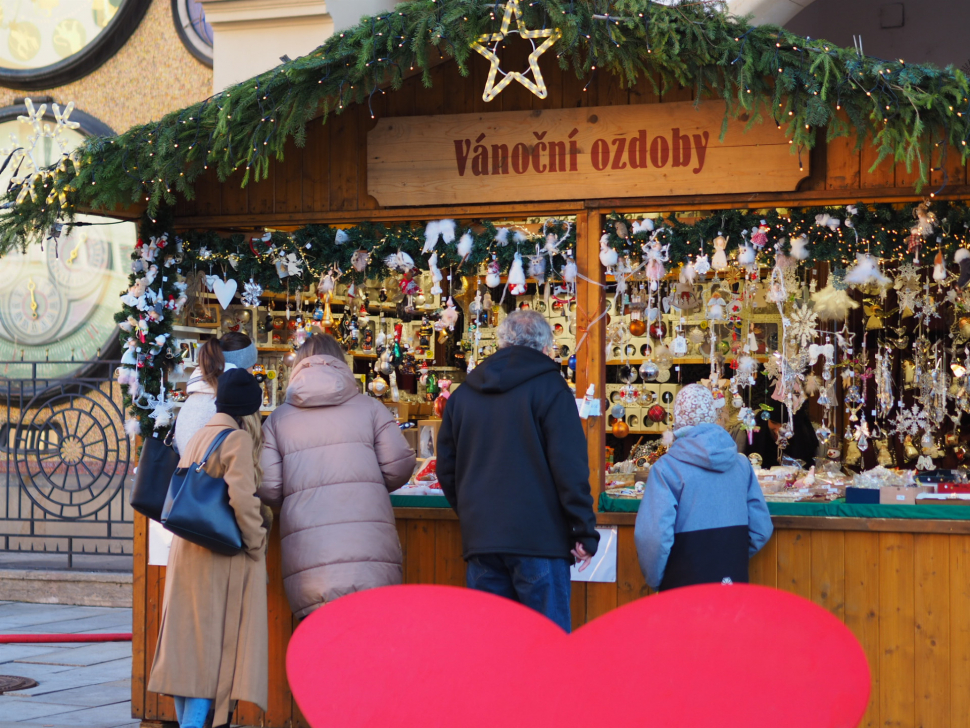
133,509,970,728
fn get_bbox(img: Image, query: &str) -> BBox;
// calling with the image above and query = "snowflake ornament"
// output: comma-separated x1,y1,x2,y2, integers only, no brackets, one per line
241,278,263,307
894,263,920,288
786,303,819,347
914,294,940,326
893,405,931,437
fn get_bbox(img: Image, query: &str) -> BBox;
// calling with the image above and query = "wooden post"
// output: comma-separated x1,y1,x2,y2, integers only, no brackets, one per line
576,209,606,509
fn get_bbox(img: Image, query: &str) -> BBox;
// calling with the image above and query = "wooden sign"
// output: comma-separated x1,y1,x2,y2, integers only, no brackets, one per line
367,101,808,207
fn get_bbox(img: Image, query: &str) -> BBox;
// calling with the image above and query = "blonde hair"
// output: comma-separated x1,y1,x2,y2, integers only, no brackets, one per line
237,413,264,486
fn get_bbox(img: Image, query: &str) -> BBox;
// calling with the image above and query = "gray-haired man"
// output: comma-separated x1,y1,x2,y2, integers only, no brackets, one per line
437,310,599,632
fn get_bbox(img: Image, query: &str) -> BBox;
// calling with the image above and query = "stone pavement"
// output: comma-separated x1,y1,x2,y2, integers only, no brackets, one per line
0,601,136,728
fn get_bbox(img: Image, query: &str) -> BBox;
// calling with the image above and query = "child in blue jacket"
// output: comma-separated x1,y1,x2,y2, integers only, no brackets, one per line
635,384,773,591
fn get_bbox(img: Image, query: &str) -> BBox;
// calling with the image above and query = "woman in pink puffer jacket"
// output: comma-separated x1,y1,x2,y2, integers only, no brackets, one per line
259,334,416,618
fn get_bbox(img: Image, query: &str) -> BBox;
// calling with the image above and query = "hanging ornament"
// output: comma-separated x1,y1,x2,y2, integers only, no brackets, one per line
599,235,618,268
241,278,263,307
789,234,810,260
647,404,667,423
933,250,947,283
212,277,238,310
844,253,890,289
694,254,711,276
644,238,668,291
956,248,970,287
508,252,527,296
711,234,729,271
811,267,859,321
471,0,562,102
486,256,502,288
611,419,630,438
639,360,659,382
428,252,444,296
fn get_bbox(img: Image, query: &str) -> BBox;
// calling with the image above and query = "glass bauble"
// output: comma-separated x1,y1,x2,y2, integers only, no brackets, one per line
611,420,630,438
647,404,667,423
619,364,638,384
629,319,647,337
639,361,659,381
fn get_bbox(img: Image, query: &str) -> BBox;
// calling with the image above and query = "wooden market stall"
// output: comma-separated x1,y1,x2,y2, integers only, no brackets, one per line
117,48,970,727
0,3,940,726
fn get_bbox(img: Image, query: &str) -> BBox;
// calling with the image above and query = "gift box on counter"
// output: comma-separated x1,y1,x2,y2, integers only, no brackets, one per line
845,487,880,504
878,485,935,505
936,482,970,494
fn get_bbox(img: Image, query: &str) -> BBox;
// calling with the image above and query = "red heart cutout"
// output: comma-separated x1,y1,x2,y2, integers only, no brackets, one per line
287,584,869,728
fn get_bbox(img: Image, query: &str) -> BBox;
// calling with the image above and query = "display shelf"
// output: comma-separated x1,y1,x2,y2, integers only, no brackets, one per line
257,346,293,352
171,324,214,335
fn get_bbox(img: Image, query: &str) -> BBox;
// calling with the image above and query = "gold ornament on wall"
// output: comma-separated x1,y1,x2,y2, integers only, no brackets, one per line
471,0,561,102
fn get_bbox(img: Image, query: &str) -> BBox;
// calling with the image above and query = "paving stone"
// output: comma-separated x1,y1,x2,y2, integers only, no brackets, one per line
11,613,133,635
0,645,75,663
17,679,131,707
2,701,137,727
0,662,77,681
0,698,79,721
15,642,130,667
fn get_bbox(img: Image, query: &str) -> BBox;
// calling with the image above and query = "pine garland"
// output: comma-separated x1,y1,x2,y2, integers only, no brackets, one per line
2,0,970,255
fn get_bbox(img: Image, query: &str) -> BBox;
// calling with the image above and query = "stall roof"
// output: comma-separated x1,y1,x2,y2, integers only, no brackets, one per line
1,0,969,253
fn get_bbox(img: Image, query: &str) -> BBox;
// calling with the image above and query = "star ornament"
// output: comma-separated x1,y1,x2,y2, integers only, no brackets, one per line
472,0,561,103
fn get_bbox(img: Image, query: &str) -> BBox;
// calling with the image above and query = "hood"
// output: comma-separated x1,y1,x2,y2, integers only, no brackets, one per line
463,346,560,394
285,355,358,408
666,423,739,473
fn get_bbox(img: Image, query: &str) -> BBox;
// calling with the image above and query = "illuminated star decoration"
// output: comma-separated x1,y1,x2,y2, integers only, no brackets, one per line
0,98,79,206
472,0,561,102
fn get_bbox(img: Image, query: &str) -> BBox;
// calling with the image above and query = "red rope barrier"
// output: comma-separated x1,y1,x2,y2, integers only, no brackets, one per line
0,633,132,644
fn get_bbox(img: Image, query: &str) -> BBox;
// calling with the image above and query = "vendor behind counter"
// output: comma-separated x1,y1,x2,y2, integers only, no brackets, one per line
730,389,820,469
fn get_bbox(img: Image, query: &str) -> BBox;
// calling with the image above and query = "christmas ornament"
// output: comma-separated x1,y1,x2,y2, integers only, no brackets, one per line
599,235,618,268
241,278,263,307
811,268,859,321
334,229,350,245
368,375,388,397
956,248,970,287
211,278,237,309
694,254,711,275
508,252,527,296
708,235,729,273
471,0,561,103
789,234,809,260
611,419,630,438
647,404,667,423
844,253,890,289
639,361,659,382
629,319,647,337
486,257,502,288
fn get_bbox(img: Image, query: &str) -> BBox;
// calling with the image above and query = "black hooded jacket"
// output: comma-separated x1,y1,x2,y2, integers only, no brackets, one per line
437,346,599,561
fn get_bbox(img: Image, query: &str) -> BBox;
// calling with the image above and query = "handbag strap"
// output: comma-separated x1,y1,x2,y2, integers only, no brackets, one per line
195,428,237,473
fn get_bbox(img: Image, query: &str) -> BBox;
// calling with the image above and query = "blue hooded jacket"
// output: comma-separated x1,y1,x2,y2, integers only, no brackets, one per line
634,423,773,590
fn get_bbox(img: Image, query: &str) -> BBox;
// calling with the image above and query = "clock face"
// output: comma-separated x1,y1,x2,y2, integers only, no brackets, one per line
172,0,212,65
0,114,135,379
0,0,149,87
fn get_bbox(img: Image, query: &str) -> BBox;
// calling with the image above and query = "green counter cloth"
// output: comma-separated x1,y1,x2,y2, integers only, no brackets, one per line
391,492,970,520
390,494,452,508
598,493,970,519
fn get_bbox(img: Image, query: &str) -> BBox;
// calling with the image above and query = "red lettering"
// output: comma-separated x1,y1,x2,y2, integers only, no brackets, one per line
548,141,566,172
511,143,531,174
672,128,691,168
472,141,489,176
611,138,628,170
453,139,471,176
491,144,509,174
629,130,647,169
591,139,609,171
531,142,547,173
650,136,670,168
692,132,710,174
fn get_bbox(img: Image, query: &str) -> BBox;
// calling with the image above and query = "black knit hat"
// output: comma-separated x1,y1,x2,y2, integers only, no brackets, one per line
215,369,262,417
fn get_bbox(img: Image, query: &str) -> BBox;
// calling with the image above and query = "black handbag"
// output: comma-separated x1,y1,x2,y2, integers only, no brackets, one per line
130,428,180,522
161,428,244,556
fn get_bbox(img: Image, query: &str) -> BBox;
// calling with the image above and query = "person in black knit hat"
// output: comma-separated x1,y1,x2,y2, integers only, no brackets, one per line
148,366,270,728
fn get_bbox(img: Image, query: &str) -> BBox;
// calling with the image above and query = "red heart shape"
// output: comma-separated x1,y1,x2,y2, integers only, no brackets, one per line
287,584,869,728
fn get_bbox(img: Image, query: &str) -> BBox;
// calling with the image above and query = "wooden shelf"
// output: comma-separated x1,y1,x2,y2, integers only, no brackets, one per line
257,346,292,352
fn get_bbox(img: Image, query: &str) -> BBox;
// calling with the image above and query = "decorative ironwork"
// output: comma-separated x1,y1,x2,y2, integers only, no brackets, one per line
0,361,132,569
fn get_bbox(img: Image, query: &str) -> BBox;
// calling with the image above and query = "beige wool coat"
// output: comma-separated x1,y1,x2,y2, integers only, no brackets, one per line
260,354,416,619
148,413,269,726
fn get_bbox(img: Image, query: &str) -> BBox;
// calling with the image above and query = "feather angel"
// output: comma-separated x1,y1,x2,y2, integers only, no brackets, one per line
599,234,618,268
508,253,527,296
385,251,415,273
812,269,860,321
844,253,890,288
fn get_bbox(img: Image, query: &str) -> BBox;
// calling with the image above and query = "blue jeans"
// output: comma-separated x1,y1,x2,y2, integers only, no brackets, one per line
466,554,572,632
174,696,212,728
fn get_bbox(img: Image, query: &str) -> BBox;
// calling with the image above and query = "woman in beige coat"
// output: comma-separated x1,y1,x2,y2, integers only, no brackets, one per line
149,369,269,728
260,334,416,618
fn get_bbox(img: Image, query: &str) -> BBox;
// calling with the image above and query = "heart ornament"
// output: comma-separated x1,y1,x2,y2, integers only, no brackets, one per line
212,278,237,310
287,583,869,728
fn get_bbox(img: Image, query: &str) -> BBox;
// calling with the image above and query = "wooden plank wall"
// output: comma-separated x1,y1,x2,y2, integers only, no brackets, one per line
173,56,965,226
134,514,970,728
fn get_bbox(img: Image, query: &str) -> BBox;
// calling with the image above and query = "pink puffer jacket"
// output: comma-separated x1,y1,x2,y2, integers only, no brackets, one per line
259,354,415,618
